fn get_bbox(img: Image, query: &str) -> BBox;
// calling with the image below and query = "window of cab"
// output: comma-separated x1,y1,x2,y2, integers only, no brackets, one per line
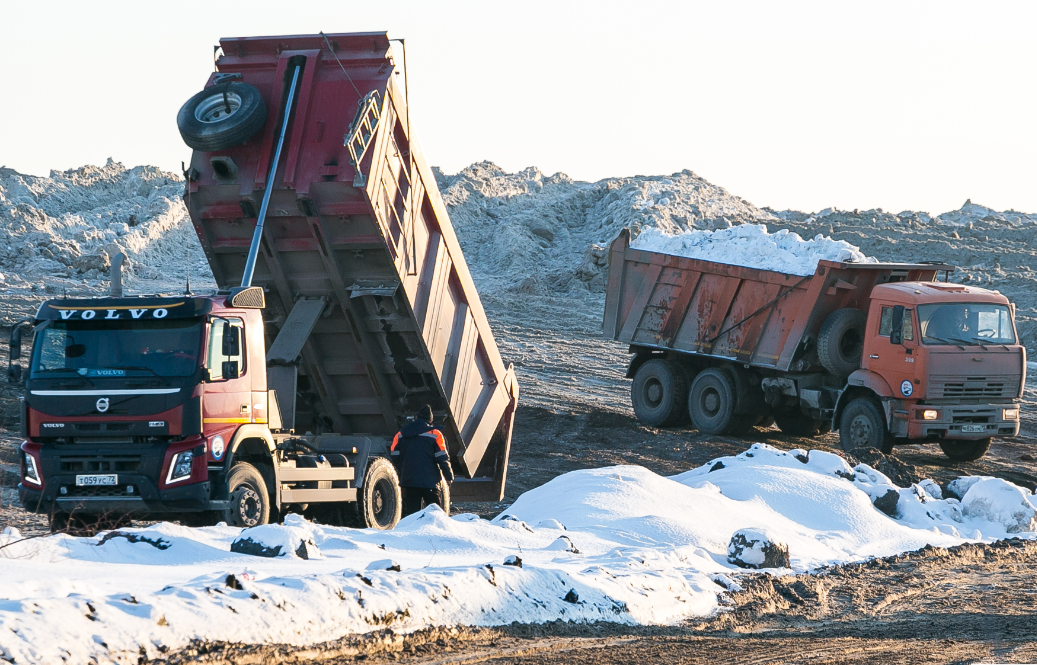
206,317,245,380
878,306,914,341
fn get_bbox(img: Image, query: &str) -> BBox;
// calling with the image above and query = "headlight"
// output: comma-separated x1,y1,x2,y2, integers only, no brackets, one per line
23,452,41,485
1003,408,1019,420
922,409,939,421
166,451,194,484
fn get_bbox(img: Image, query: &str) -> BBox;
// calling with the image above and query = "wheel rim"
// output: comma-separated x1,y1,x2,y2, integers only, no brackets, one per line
701,388,721,417
848,414,873,447
839,329,863,362
194,91,243,123
371,478,396,526
233,485,262,527
644,378,663,408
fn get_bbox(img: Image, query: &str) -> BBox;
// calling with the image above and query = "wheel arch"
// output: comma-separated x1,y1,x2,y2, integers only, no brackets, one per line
224,426,277,502
833,374,890,432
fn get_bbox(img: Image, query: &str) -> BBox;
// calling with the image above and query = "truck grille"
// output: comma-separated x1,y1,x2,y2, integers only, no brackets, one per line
928,376,1017,399
58,456,142,473
66,484,136,498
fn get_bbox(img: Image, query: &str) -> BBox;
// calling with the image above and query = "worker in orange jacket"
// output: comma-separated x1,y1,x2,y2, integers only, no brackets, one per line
390,405,453,516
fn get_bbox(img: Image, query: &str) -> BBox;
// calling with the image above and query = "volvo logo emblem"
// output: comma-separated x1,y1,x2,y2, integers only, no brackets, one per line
96,398,110,413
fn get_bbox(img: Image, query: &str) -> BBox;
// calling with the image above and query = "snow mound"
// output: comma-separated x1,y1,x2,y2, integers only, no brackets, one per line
438,162,775,295
0,160,215,307
2,446,1036,663
630,224,876,276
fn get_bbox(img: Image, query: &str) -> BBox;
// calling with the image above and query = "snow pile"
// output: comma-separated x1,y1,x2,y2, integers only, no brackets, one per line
438,162,776,295
629,224,876,276
0,160,214,301
3,444,1036,664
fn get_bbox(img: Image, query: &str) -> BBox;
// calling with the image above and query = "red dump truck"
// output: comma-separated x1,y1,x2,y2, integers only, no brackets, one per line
14,32,518,532
603,229,1025,460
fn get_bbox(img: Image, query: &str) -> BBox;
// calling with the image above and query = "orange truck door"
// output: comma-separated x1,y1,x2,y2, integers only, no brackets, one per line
203,317,251,450
864,303,920,399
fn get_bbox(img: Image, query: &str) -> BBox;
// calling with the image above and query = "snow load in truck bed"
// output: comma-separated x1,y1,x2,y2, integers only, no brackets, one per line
630,224,877,276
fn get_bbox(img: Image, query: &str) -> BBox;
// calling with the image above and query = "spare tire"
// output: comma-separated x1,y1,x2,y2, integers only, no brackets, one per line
177,81,267,152
817,308,867,376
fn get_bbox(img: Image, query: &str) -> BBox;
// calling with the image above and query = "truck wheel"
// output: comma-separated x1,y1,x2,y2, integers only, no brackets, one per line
688,368,736,435
225,462,270,528
818,308,867,376
631,359,688,428
177,81,267,152
839,398,893,454
357,458,402,530
774,409,831,437
939,438,991,462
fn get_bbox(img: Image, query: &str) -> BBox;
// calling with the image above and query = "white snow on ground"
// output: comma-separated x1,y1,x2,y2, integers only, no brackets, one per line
630,224,877,276
2,444,1035,664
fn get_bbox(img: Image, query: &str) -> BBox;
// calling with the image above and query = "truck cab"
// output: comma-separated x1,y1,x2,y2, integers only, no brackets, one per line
16,294,287,529
839,282,1025,459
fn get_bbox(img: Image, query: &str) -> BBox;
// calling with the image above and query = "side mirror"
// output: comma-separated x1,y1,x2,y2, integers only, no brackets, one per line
222,360,240,380
9,324,22,361
890,305,905,345
8,320,30,384
222,322,240,357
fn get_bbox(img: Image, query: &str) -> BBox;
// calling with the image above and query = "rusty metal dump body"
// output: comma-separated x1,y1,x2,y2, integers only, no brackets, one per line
185,33,517,500
604,229,942,370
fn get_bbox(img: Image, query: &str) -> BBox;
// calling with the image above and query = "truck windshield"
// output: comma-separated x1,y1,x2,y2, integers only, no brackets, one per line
917,303,1016,346
31,318,203,378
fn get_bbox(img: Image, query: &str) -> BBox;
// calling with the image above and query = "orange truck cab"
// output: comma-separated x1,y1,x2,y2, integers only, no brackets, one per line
841,282,1025,459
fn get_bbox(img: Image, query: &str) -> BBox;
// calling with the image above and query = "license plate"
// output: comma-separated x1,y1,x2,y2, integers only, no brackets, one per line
961,424,986,433
76,474,118,486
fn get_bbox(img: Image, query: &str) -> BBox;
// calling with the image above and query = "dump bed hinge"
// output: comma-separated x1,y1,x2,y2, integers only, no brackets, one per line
348,280,399,298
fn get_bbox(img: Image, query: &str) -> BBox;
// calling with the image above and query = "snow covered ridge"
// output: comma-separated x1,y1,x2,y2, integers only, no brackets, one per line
630,224,877,276
2,444,1035,665
0,160,215,303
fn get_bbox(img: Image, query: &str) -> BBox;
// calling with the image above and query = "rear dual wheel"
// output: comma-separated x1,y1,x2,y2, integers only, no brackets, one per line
356,458,402,530
631,360,689,427
688,369,737,435
773,409,831,437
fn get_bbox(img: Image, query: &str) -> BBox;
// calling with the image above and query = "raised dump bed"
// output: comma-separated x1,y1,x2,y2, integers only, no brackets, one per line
185,33,518,500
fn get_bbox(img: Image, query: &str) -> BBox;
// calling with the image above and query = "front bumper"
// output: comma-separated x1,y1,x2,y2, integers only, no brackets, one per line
903,404,1020,440
19,478,210,515
18,438,212,516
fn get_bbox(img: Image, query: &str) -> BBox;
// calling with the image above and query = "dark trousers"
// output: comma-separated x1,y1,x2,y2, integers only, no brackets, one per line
402,486,443,517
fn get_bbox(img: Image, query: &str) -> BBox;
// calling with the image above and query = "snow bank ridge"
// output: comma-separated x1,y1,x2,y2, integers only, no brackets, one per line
630,224,876,276
3,443,1035,664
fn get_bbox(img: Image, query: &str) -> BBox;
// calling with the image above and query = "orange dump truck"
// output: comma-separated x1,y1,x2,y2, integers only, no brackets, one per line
603,229,1025,460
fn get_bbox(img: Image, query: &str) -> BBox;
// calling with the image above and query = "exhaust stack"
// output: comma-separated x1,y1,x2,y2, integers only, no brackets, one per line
110,252,126,297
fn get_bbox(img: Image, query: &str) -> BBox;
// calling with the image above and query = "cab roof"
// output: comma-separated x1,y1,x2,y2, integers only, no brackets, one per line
872,281,1010,306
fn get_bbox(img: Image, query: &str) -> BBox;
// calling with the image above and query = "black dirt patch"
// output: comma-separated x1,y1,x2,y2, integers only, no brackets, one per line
97,531,171,550
873,489,900,516
230,537,283,558
844,447,924,487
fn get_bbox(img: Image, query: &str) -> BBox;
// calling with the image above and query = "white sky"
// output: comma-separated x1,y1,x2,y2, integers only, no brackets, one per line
2,0,1035,215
